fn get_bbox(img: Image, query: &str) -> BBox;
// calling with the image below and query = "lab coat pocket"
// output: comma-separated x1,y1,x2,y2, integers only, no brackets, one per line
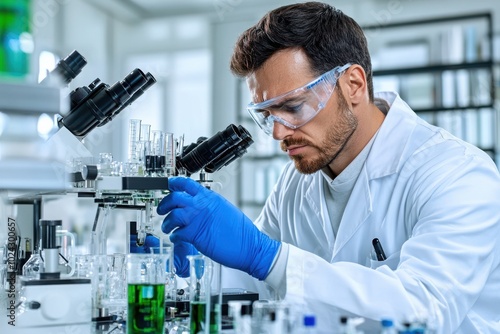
369,251,400,270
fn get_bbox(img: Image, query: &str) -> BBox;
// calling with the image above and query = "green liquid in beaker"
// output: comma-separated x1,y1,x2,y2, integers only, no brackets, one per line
190,299,221,334
127,283,165,334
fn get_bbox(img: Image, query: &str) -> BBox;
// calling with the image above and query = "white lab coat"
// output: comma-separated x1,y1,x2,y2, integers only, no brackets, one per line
247,92,500,333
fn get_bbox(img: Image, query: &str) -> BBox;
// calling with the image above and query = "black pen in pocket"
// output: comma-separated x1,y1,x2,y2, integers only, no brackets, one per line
372,238,387,261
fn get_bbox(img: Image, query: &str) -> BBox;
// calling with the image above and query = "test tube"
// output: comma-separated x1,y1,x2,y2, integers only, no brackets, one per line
140,124,151,142
146,130,165,175
152,130,165,156
164,132,176,176
128,119,141,163
136,202,154,247
140,124,151,168
176,134,186,176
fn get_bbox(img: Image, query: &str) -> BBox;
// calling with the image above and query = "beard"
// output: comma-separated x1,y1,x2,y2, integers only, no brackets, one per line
280,90,358,174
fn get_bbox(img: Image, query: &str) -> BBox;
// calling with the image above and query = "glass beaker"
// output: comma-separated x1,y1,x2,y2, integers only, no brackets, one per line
127,253,168,334
187,254,222,334
150,240,176,302
74,254,92,278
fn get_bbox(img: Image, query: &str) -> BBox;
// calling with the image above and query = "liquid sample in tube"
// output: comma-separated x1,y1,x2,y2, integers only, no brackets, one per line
188,254,221,334
190,298,221,334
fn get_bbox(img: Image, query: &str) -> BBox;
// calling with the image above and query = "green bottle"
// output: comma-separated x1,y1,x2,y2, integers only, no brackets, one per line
0,0,31,79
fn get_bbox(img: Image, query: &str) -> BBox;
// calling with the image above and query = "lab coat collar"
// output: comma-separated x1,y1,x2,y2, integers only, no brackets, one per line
332,92,418,258
366,91,418,180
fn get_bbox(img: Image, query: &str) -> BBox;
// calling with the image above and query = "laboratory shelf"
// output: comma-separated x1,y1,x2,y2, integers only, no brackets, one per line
372,61,493,77
364,11,497,165
361,12,492,30
412,104,494,113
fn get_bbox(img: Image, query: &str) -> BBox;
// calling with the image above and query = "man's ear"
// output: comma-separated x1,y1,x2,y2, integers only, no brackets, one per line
342,64,368,106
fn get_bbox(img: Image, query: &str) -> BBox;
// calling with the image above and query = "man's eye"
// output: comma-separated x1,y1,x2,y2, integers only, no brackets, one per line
282,102,304,113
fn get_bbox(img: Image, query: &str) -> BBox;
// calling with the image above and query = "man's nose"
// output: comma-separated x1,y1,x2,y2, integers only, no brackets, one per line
272,120,295,140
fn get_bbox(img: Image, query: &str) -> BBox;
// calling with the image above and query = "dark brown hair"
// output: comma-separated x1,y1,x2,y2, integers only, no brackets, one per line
230,1,374,101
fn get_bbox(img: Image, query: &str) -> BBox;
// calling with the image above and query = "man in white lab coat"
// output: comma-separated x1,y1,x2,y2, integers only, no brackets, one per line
158,2,500,333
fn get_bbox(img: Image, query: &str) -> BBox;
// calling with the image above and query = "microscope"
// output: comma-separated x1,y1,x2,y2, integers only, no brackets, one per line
0,49,157,333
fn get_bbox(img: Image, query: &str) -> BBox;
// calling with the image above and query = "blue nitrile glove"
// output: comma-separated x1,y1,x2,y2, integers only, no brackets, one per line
129,234,159,254
173,241,199,278
157,176,280,281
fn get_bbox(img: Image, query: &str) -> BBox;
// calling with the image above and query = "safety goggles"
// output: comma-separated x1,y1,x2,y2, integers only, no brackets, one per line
247,63,351,136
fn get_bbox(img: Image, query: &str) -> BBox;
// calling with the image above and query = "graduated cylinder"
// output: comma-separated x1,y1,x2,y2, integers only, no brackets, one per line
188,254,222,334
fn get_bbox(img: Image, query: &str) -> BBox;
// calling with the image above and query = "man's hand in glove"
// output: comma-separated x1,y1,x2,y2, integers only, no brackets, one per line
172,241,198,278
129,234,159,254
157,176,280,281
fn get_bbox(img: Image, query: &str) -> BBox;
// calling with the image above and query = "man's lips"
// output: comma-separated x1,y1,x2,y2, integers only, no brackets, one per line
285,145,307,156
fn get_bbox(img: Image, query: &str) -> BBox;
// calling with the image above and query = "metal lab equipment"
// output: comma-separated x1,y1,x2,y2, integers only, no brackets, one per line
16,220,91,332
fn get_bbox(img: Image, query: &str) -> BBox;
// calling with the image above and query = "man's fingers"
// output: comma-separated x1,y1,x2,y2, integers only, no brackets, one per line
168,176,204,196
161,209,189,234
157,191,193,215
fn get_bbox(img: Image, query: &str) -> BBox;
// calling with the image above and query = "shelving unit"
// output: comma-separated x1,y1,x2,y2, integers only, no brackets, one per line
363,12,497,161
235,12,498,220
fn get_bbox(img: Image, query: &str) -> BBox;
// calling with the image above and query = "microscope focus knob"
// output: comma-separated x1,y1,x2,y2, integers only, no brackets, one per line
27,301,41,309
82,164,98,180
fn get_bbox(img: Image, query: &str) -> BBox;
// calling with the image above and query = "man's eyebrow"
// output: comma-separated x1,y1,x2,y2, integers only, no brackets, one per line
265,96,305,109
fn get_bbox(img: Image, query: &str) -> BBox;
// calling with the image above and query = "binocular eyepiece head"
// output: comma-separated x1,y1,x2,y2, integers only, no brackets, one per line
177,124,254,175
59,67,156,138
42,50,157,139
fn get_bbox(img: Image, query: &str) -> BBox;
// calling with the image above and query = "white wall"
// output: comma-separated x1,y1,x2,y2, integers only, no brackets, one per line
110,16,212,162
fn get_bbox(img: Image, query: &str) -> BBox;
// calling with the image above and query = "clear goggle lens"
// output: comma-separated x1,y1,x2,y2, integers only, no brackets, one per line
247,63,351,136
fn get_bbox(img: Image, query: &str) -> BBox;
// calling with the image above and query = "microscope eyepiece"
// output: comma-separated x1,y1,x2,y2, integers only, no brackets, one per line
177,124,253,175
60,50,87,81
204,125,253,173
39,50,87,86
109,68,149,104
